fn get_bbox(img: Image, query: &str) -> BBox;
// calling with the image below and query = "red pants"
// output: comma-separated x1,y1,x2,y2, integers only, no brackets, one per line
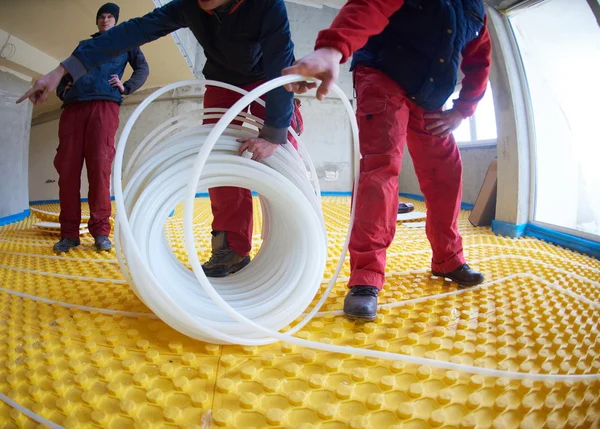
348,66,466,290
203,82,301,256
55,101,119,238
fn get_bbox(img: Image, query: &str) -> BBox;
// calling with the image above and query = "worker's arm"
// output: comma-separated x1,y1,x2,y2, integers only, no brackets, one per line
453,16,493,118
63,0,187,83
314,0,405,63
283,0,404,100
123,47,150,95
257,0,295,145
238,0,296,162
17,0,187,105
424,16,493,138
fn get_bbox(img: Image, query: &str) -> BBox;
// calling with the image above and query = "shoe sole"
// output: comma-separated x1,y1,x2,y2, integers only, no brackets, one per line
431,271,484,287
343,311,377,322
96,247,112,252
203,257,251,278
53,244,80,254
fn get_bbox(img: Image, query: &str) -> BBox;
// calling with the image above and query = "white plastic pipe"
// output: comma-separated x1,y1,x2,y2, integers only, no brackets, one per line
113,76,600,381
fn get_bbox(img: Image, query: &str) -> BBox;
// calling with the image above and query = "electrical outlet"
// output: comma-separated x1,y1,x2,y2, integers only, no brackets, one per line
325,171,339,181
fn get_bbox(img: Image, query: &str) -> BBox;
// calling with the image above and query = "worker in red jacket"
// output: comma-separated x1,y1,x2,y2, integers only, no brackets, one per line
284,0,492,320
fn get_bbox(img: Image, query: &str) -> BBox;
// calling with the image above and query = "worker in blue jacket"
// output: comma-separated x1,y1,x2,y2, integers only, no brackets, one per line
49,2,149,254
19,0,303,276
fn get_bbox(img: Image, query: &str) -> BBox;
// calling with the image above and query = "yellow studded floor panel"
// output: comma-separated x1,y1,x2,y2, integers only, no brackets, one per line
0,197,599,429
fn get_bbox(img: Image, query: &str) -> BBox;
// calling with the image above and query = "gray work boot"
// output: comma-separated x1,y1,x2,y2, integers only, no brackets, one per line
202,231,250,277
94,235,112,252
343,285,379,321
53,237,81,253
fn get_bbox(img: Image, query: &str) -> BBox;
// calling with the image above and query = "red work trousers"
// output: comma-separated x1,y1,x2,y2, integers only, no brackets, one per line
348,66,466,290
55,101,119,239
203,81,301,256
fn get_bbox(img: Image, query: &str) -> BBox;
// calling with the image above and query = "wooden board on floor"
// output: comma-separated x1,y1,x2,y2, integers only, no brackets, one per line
469,159,497,227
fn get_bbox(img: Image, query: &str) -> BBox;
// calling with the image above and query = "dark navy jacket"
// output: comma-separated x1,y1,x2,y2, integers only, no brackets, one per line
62,0,295,141
57,33,149,106
351,0,486,111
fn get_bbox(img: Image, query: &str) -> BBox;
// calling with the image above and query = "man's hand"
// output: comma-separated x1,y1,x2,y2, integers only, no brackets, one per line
16,64,67,105
237,137,279,162
424,108,465,138
282,47,343,101
109,74,125,94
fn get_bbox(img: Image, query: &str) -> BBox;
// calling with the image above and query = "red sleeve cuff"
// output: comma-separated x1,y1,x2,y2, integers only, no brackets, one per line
314,37,351,64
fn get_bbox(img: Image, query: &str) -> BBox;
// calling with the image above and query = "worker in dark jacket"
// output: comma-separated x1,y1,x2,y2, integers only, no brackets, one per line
50,3,149,253
284,0,492,320
19,0,302,275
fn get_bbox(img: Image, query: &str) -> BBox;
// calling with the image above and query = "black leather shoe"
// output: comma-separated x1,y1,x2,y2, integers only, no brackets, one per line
432,264,484,286
53,237,81,253
94,235,112,252
343,286,379,321
398,202,415,214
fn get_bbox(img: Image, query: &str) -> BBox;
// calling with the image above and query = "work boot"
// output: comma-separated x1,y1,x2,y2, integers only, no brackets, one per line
343,285,379,321
432,263,484,286
202,231,250,278
53,237,80,253
94,235,112,252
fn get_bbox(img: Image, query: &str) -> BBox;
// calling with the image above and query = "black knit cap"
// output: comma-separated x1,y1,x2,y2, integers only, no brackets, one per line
96,3,120,23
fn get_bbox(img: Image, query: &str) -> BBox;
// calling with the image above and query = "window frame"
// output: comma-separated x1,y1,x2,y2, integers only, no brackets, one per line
506,0,600,239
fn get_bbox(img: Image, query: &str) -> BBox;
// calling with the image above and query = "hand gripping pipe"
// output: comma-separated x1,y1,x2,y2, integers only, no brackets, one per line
113,76,600,382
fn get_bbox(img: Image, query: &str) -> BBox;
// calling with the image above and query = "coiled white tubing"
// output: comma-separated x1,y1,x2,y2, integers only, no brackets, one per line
114,77,346,346
114,76,600,381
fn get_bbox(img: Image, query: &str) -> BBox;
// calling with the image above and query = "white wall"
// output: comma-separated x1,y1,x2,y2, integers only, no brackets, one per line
0,69,32,217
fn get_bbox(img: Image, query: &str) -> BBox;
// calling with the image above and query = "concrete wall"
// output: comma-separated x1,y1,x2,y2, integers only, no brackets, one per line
29,90,196,202
28,88,354,200
399,145,497,205
0,69,32,218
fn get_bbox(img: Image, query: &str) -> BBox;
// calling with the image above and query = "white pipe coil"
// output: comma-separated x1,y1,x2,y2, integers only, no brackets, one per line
113,77,354,346
113,76,600,381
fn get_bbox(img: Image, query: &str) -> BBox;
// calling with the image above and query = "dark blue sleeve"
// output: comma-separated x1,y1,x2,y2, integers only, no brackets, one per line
258,0,295,142
62,0,188,82
123,47,150,95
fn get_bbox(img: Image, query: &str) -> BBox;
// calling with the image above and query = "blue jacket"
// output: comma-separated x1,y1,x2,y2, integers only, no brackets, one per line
351,0,486,111
57,32,149,106
62,0,295,144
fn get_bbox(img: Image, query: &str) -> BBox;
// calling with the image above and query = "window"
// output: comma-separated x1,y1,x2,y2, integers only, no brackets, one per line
443,81,497,145
509,0,600,237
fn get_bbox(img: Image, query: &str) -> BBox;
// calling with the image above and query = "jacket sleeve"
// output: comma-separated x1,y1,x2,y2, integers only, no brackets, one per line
453,15,492,118
314,0,405,63
123,47,150,95
62,0,188,82
257,0,295,145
